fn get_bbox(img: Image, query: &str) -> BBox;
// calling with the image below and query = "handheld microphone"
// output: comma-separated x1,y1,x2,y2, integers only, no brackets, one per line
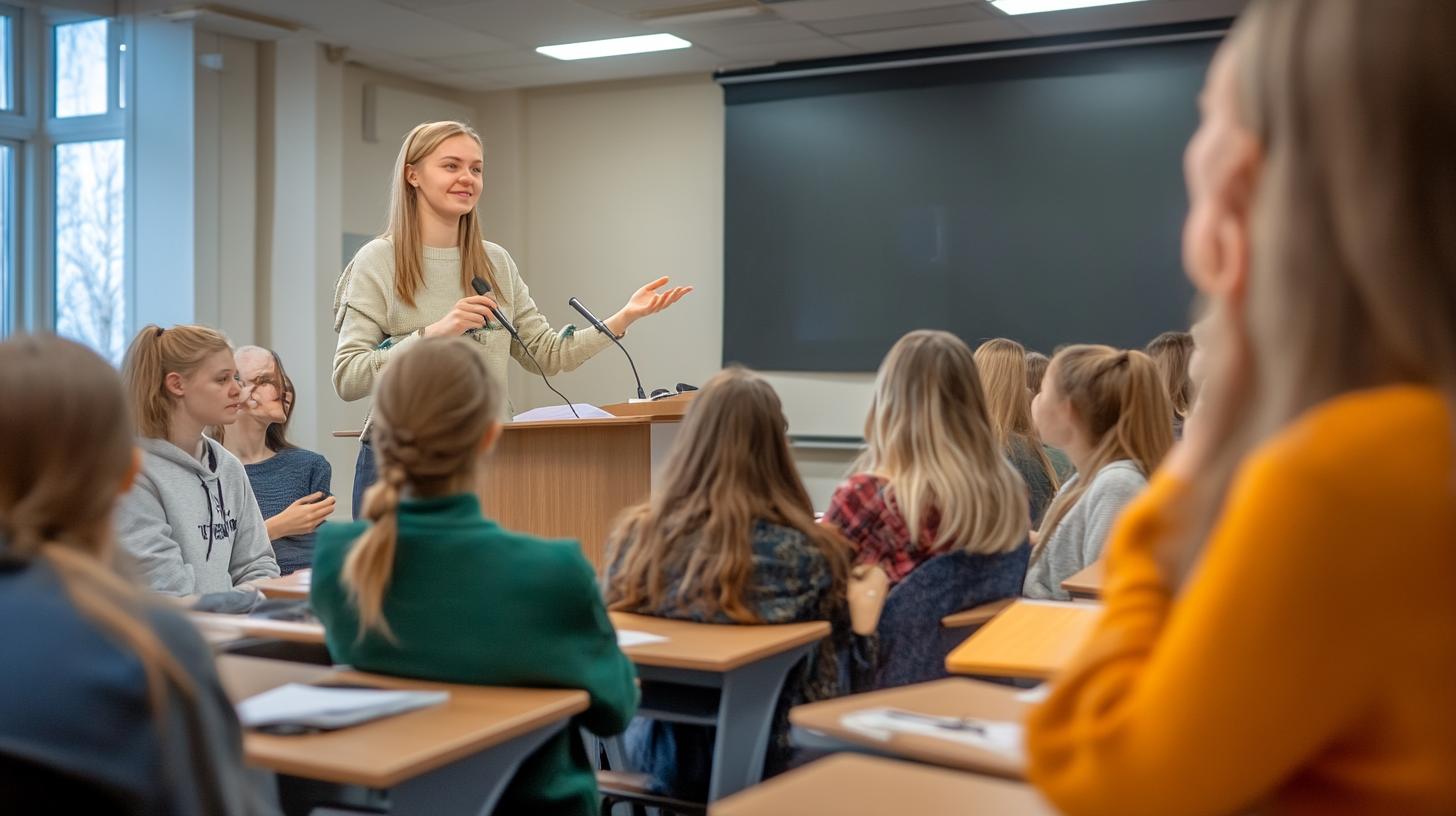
569,296,646,401
472,277,579,419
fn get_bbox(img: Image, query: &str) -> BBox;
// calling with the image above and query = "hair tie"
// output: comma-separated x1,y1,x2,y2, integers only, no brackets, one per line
155,327,165,338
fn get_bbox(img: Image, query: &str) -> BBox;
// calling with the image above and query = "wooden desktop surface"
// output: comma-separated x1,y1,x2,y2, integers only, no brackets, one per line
192,612,326,645
1061,560,1106,600
789,678,1030,779
255,569,310,601
945,599,1102,679
939,597,1016,629
610,612,830,673
709,754,1056,816
217,655,587,789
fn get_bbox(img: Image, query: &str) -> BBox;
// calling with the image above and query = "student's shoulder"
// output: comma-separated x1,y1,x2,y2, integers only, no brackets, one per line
315,519,368,560
829,472,889,506
1090,460,1147,491
143,600,222,681
348,237,395,270
495,527,597,585
276,446,331,470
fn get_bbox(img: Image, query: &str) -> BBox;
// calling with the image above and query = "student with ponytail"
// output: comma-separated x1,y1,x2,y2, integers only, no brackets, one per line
974,338,1072,525
310,337,636,816
1026,2,1456,812
1023,345,1172,600
0,334,270,813
116,325,278,607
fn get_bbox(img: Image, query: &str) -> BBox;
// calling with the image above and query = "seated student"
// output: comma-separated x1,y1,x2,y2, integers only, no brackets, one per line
116,325,278,608
1145,330,1196,439
823,330,1029,589
603,366,860,799
1023,345,1172,600
975,338,1068,525
0,334,270,814
1027,3,1456,813
1025,350,1051,397
310,337,636,816
221,345,334,575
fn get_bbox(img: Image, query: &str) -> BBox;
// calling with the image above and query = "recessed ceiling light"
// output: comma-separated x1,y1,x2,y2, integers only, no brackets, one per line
991,0,1152,15
536,33,692,61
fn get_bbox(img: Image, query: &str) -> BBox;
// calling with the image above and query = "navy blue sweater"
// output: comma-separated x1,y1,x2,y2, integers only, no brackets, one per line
242,448,331,575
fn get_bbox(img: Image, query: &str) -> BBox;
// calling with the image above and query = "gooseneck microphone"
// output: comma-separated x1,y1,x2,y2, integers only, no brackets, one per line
472,277,579,419
569,296,646,401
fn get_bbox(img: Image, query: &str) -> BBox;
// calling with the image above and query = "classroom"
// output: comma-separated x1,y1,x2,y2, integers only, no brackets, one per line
1,0,1452,814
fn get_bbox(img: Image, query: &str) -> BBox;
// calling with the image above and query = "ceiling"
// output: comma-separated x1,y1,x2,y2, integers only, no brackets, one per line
142,0,1247,92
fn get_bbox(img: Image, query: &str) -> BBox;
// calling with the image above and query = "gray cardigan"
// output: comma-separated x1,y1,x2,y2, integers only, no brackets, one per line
1023,459,1146,601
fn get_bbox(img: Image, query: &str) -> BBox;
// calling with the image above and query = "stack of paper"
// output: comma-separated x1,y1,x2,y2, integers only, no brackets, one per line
238,683,448,731
839,707,1024,763
617,629,668,648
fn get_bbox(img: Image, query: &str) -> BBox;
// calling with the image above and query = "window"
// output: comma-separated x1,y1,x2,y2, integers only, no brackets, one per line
0,6,129,362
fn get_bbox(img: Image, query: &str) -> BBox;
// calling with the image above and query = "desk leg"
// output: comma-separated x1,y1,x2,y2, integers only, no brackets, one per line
707,644,813,802
387,719,568,816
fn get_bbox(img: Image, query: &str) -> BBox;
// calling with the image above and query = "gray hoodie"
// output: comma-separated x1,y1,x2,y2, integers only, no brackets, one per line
117,436,279,596
1023,459,1146,601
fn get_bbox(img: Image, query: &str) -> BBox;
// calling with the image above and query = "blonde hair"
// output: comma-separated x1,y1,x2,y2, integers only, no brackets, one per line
1145,331,1195,416
121,324,233,440
604,367,853,623
0,334,196,723
342,337,501,639
384,121,499,307
1163,0,1456,581
1026,351,1051,396
1034,345,1173,554
857,330,1027,556
975,338,1060,491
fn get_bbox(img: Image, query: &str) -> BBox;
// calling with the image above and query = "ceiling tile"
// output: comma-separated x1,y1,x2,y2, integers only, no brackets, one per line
660,20,825,49
476,47,722,87
707,37,862,63
809,3,995,35
424,0,650,47
421,49,555,72
838,17,1027,50
323,3,518,58
770,0,976,23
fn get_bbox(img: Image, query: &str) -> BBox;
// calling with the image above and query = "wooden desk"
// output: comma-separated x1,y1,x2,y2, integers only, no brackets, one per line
218,655,587,815
610,612,831,802
1061,560,1105,600
945,599,1102,680
939,597,1015,629
709,754,1056,816
788,678,1029,779
191,612,326,646
255,569,310,601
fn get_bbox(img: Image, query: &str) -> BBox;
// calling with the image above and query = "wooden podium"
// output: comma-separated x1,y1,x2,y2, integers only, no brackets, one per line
338,394,693,569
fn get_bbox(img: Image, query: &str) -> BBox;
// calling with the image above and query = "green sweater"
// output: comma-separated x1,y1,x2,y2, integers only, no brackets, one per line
311,493,638,815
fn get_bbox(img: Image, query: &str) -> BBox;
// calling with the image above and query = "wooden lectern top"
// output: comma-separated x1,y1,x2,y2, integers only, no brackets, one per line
332,392,696,438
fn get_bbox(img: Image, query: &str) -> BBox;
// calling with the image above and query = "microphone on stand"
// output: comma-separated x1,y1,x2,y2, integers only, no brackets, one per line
473,277,578,419
569,296,646,401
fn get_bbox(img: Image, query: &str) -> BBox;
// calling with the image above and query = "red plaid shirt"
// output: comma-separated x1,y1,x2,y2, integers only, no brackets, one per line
822,473,943,587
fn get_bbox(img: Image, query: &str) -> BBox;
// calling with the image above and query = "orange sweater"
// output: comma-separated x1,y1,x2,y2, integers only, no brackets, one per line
1026,386,1456,816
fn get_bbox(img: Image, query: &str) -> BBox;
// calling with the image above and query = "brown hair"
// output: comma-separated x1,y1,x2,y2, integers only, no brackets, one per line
858,331,1028,556
226,345,298,454
604,367,852,623
0,334,196,721
1026,351,1051,396
1145,331,1195,416
1164,0,1456,580
1034,345,1173,555
975,338,1060,491
121,324,232,439
342,337,501,639
384,121,499,307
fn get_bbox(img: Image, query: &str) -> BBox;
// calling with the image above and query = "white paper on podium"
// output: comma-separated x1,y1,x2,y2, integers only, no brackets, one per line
512,404,614,422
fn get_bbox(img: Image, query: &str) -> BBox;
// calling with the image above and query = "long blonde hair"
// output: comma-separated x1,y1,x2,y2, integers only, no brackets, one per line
341,338,501,640
1034,345,1173,554
604,367,852,623
1164,0,1456,581
384,121,499,307
857,330,1027,556
0,334,196,722
121,324,232,439
1145,331,1195,416
975,338,1060,491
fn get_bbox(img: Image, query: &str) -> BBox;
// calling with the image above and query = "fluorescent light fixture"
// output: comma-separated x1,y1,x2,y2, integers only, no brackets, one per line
992,0,1151,15
537,33,692,61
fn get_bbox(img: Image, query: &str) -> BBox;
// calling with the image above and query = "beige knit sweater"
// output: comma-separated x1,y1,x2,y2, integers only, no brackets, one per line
332,238,613,424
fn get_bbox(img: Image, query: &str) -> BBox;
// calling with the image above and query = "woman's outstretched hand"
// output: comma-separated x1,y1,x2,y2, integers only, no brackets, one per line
603,277,693,337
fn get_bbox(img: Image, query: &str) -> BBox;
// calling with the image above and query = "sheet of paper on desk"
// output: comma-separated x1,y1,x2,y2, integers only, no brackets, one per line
839,707,1024,763
617,630,669,648
512,404,614,422
238,683,448,730
1015,684,1051,704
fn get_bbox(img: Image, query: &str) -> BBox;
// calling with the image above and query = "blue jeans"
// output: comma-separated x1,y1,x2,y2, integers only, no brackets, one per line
352,439,376,521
